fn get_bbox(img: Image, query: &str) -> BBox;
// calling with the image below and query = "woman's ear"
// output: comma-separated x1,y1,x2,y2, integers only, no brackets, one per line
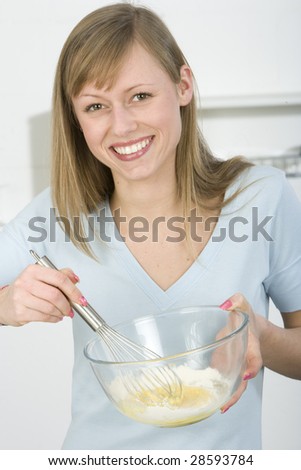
177,65,194,106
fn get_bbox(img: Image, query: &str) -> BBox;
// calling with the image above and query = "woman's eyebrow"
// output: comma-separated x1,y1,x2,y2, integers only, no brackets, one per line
126,83,154,91
80,83,155,98
80,93,103,98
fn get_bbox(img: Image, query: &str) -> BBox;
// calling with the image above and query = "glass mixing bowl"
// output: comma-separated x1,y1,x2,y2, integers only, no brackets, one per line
84,306,248,427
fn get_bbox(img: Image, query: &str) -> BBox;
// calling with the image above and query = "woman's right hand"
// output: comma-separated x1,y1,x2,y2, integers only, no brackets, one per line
0,264,85,326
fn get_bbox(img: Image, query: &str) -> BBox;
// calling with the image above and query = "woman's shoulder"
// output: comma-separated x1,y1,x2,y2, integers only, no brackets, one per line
1,188,54,264
28,186,53,207
228,164,288,213
4,187,53,234
238,164,287,198
14,187,53,219
241,164,286,187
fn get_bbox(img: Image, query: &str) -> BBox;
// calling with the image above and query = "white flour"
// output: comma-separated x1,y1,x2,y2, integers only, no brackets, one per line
108,365,230,427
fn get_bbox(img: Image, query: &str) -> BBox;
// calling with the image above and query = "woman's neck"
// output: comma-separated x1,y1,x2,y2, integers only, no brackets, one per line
110,178,183,220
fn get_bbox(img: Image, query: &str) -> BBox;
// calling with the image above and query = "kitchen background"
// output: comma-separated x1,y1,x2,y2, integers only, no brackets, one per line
0,0,300,449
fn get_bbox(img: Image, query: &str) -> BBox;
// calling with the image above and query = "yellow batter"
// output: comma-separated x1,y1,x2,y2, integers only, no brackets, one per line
119,384,217,427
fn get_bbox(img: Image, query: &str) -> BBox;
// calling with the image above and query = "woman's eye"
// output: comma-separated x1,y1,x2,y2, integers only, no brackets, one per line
133,92,152,102
85,103,104,112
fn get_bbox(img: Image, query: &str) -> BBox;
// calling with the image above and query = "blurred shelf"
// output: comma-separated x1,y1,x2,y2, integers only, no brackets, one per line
199,92,301,110
250,152,301,177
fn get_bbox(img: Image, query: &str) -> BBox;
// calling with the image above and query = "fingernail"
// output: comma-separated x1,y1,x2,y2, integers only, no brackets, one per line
243,372,253,381
79,296,88,306
219,299,233,310
69,310,74,319
73,274,80,283
221,406,230,414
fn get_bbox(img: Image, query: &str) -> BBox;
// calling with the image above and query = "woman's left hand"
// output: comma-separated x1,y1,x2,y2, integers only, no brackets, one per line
219,293,263,414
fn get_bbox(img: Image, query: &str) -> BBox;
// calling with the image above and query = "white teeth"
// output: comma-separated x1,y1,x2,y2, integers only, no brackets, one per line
113,138,151,155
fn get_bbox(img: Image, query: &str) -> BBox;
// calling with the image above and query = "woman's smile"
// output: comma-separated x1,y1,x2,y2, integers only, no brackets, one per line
110,135,155,161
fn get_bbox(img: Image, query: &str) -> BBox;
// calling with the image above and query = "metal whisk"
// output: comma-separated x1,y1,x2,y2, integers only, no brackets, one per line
30,250,182,404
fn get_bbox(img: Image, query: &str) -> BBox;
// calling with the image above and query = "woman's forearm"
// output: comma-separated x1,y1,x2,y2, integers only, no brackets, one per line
260,319,301,379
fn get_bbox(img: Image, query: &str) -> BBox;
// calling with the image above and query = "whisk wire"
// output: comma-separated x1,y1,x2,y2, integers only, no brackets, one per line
30,250,182,406
96,325,182,404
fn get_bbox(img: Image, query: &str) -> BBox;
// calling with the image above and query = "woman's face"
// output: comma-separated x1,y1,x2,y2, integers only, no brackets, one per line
72,43,193,187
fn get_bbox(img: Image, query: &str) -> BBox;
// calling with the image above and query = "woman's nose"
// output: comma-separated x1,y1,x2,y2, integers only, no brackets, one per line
110,105,138,137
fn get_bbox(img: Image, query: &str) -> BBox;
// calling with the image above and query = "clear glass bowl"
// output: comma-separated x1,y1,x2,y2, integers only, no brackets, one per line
84,306,248,427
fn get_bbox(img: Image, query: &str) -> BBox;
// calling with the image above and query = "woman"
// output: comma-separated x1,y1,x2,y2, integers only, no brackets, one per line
0,3,300,449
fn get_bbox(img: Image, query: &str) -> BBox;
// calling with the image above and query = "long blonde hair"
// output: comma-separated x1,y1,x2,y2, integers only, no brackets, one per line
51,3,252,256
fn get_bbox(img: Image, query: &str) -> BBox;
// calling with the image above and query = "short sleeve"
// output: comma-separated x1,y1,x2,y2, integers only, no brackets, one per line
263,176,301,312
0,188,52,285
0,223,34,285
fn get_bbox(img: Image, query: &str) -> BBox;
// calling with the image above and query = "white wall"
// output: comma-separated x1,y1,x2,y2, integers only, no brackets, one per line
0,0,300,450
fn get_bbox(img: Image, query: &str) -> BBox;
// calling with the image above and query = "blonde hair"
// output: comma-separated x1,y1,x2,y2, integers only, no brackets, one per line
51,2,252,256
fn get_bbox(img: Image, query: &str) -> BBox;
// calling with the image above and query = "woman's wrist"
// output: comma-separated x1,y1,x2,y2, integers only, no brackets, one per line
0,285,9,325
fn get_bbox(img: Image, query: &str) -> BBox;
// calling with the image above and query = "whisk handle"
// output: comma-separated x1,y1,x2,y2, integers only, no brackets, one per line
29,250,105,331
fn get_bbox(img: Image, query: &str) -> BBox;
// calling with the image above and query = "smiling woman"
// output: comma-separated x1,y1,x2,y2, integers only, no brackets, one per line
52,4,251,257
0,1,301,452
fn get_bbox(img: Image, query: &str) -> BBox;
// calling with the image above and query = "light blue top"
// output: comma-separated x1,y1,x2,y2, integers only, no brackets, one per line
1,165,301,449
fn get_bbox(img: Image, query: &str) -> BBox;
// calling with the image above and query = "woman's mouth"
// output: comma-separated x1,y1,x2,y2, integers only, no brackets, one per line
110,136,154,161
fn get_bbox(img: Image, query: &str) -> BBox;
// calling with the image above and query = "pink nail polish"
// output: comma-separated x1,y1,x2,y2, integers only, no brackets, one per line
73,274,80,283
243,372,253,381
69,310,74,319
221,406,230,414
79,296,88,306
219,299,233,310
